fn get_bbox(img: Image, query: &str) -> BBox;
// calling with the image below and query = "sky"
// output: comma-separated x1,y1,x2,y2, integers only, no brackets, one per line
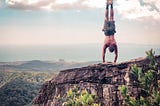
0,0,160,46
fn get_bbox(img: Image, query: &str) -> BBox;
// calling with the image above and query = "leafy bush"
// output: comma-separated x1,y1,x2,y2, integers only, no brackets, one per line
58,86,100,106
119,49,160,106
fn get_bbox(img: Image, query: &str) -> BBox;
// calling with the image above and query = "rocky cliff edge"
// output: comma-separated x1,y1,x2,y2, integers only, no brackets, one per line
32,55,160,106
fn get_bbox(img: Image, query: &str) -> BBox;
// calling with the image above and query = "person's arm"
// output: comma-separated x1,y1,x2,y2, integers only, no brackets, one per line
114,45,118,63
102,44,109,63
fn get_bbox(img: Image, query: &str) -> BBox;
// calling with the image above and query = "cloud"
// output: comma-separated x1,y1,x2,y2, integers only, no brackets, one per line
0,0,5,7
5,0,106,11
115,0,160,21
6,0,57,10
4,0,160,21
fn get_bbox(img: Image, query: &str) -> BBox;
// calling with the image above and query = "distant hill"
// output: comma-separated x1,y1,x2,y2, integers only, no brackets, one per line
0,60,99,72
0,70,56,106
0,60,99,106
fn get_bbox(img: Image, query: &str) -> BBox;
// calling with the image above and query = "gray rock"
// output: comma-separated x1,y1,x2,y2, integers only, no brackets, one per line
32,55,160,106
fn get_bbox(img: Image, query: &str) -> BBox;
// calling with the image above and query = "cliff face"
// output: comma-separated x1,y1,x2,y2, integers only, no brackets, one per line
32,56,160,106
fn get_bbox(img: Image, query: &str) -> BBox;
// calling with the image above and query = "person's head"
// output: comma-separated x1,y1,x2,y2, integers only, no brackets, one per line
109,45,115,53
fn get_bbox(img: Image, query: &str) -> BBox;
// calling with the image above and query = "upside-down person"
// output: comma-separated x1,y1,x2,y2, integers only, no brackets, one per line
102,0,118,63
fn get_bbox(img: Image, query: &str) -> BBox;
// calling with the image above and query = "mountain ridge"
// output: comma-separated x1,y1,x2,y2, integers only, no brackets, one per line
0,60,100,72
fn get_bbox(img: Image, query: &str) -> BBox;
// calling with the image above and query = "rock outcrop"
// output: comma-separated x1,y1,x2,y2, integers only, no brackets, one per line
32,56,160,106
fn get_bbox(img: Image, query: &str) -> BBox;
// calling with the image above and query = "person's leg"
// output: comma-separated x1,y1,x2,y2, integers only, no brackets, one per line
102,4,109,31
105,4,109,21
110,4,114,21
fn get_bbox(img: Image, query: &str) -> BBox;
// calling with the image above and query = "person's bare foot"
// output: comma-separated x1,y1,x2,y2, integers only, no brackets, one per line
107,0,113,5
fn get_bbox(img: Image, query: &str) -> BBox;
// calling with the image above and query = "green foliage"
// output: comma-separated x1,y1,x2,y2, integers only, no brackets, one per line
59,86,100,106
119,49,160,106
131,64,142,82
146,49,156,67
118,85,127,97
0,70,55,106
118,85,139,106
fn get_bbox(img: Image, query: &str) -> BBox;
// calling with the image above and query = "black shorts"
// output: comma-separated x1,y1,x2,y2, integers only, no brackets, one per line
103,21,116,36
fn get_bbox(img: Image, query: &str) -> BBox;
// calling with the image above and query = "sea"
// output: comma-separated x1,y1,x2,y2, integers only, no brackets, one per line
0,43,160,63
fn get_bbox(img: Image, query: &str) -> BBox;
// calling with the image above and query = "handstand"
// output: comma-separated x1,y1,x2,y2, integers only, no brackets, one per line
102,0,118,63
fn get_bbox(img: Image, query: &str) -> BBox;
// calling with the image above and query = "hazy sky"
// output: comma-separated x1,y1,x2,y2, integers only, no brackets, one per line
0,0,160,46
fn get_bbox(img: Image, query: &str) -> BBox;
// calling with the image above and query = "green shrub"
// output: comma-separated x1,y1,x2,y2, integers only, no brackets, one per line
58,86,100,106
119,49,160,106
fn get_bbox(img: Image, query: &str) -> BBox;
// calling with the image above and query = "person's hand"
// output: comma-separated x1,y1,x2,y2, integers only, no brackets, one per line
114,57,117,63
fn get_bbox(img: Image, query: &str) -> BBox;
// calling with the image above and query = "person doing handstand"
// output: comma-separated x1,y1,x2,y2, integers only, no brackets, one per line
102,0,118,63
